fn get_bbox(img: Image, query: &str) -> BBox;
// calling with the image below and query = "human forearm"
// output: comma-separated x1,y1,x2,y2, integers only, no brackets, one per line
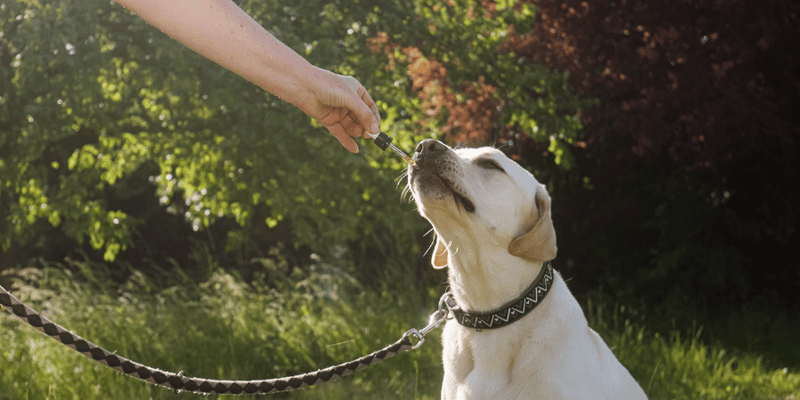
116,0,317,108
116,0,380,152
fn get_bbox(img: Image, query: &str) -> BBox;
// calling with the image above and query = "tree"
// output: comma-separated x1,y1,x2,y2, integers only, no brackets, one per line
0,0,420,271
1,0,581,287
503,0,800,335
366,0,589,168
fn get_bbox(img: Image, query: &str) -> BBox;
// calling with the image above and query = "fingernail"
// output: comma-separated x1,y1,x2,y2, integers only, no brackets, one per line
370,121,380,134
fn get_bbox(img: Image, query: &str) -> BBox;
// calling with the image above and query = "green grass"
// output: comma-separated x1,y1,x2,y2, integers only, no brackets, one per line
1,265,798,399
586,300,800,400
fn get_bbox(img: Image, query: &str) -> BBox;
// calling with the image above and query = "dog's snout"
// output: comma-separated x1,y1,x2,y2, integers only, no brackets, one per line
415,139,445,155
414,139,448,165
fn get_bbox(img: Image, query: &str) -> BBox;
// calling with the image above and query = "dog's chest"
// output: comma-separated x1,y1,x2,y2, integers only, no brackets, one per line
444,320,531,384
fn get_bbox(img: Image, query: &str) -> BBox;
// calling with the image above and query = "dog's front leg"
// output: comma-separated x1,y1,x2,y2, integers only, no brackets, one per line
459,369,508,399
442,369,506,400
441,323,475,400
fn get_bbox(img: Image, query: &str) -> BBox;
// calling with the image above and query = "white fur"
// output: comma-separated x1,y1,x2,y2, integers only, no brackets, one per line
408,141,647,400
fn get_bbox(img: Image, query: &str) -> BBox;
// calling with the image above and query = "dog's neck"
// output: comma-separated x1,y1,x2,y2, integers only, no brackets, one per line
445,238,545,314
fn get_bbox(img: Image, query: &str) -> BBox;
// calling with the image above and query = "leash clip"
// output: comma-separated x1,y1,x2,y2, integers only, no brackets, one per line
404,292,452,349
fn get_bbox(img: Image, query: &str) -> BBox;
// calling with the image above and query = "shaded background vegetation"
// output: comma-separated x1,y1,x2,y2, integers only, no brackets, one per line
1,0,798,378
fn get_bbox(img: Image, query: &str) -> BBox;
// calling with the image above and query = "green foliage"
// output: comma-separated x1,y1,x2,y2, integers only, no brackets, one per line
3,2,798,398
2,264,798,399
586,299,800,400
1,0,588,267
0,257,443,399
371,0,588,158
0,0,426,265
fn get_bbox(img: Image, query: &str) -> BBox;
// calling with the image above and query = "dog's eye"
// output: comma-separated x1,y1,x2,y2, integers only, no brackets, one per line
476,158,505,173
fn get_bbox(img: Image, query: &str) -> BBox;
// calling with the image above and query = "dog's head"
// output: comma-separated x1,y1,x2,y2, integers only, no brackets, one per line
408,139,556,269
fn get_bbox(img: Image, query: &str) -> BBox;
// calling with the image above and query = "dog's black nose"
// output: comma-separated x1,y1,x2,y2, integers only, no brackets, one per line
414,139,446,162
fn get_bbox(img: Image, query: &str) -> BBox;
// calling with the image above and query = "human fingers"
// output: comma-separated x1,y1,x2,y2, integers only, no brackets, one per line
355,83,380,138
340,76,380,136
326,123,359,154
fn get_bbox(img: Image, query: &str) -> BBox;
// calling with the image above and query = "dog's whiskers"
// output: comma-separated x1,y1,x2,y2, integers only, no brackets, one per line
394,172,408,188
496,143,512,153
422,229,438,258
444,240,457,257
423,237,436,258
395,171,417,203
401,185,414,202
395,170,409,183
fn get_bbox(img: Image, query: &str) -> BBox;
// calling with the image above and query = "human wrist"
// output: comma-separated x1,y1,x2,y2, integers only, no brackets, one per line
282,65,334,117
247,46,316,106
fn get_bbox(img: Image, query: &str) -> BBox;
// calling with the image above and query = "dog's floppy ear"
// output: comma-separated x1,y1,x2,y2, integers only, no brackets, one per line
508,184,557,262
431,238,449,269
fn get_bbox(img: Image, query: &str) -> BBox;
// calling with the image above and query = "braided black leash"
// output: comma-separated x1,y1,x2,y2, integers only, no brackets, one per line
0,284,447,395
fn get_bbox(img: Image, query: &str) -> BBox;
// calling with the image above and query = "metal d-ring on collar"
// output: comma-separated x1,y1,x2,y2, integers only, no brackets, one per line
444,261,555,331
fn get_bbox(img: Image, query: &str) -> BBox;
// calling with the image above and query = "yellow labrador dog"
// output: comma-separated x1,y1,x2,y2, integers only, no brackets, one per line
408,139,647,400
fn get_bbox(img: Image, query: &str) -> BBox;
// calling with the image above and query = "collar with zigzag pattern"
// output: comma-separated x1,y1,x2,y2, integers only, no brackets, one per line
444,261,554,331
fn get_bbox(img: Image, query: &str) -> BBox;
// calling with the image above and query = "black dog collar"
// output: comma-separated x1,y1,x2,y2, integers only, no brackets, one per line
445,261,555,331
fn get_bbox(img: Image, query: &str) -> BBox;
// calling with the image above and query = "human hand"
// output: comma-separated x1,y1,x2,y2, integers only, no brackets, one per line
300,68,381,153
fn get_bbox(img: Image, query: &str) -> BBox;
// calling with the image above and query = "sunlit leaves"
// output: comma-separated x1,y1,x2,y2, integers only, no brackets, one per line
363,0,589,161
1,0,588,266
